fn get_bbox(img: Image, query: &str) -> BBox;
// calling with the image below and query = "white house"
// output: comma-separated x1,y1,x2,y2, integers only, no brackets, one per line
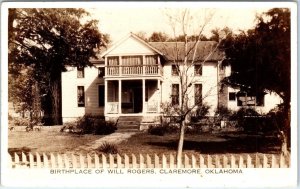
61,33,282,126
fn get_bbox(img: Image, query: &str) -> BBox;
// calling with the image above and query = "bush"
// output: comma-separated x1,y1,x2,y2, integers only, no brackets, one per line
68,115,116,135
97,142,118,154
148,123,178,136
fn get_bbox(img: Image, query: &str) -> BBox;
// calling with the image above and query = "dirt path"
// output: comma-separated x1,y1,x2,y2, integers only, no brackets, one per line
67,132,137,153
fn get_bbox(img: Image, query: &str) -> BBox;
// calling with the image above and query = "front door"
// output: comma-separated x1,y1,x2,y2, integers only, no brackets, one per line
133,86,142,113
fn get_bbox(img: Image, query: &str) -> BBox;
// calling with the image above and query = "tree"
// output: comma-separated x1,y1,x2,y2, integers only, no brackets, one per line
221,8,290,148
148,31,169,42
9,8,108,124
163,8,223,166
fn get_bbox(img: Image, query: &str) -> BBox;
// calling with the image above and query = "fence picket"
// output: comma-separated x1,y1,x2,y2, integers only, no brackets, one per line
271,154,277,168
117,154,122,168
124,154,129,168
50,153,56,168
238,155,244,168
146,154,151,168
22,152,28,167
87,154,92,168
102,154,107,169
14,153,20,168
215,155,220,168
79,154,85,168
43,153,49,168
230,155,236,168
132,154,137,168
162,154,167,168
170,154,175,168
207,155,213,168
184,154,190,168
29,153,34,168
109,154,114,168
279,154,285,168
246,155,252,168
255,154,260,168
139,154,144,168
191,154,196,168
94,154,100,168
64,154,70,168
222,155,228,168
57,154,63,168
36,153,41,168
8,153,12,168
72,154,77,169
154,154,159,168
199,155,206,168
262,154,268,168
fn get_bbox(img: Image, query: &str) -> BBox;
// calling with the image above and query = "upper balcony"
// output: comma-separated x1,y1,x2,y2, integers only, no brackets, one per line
105,55,163,77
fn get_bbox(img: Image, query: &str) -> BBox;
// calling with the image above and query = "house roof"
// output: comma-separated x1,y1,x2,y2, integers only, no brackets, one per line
100,32,164,57
148,41,224,62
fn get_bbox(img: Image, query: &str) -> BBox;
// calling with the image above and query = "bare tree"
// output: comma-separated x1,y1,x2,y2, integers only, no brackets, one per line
162,8,226,166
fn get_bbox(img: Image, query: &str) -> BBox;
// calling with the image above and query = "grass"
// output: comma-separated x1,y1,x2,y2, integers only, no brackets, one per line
117,132,283,156
8,130,104,155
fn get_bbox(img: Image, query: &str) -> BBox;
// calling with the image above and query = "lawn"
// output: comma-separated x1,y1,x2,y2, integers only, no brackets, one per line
117,132,282,156
8,130,104,155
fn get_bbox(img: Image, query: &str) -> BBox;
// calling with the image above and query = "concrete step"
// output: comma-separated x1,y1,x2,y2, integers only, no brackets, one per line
118,116,142,122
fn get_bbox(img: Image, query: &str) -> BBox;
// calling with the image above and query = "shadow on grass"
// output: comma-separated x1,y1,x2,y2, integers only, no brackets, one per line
147,134,282,154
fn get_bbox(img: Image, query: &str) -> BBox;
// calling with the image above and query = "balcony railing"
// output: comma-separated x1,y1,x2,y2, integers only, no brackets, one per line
107,65,163,76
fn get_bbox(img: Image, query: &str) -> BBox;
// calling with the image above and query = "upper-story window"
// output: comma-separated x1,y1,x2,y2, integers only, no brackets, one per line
107,56,119,66
98,67,105,77
172,65,179,76
122,56,142,66
145,55,158,65
229,92,236,101
194,64,202,76
77,66,84,78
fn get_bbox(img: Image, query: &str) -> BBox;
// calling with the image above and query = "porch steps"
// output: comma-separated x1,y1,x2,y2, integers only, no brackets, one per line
116,116,142,132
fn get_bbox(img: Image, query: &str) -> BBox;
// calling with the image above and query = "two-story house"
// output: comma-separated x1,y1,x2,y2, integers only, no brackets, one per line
61,33,282,127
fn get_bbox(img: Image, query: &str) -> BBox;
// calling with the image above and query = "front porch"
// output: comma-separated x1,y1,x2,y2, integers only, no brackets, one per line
104,79,162,117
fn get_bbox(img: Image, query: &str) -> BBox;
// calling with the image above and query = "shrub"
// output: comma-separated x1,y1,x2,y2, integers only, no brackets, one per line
94,120,117,135
68,115,116,135
148,123,178,136
97,142,118,154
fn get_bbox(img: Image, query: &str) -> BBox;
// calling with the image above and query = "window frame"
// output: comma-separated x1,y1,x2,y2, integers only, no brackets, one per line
98,67,105,78
194,64,203,76
77,86,85,107
98,85,105,107
171,64,179,76
229,92,236,101
171,84,179,105
77,67,84,78
194,83,202,106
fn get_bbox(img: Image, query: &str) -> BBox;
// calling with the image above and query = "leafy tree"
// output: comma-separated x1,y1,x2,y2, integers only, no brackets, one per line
148,31,169,42
9,8,108,124
221,8,290,148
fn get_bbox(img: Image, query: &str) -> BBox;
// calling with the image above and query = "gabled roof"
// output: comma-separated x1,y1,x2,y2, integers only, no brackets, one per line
100,32,164,57
148,41,224,62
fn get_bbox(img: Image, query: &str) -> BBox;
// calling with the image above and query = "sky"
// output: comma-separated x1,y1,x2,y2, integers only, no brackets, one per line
85,3,271,42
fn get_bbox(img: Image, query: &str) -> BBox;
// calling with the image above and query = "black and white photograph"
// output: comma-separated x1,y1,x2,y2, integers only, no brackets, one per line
1,1,297,188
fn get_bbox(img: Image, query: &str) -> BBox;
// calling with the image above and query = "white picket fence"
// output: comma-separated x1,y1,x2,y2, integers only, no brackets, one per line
8,152,290,169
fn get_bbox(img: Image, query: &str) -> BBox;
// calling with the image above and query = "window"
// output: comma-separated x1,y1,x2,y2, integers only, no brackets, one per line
145,55,158,65
171,84,179,105
237,92,265,106
77,67,84,78
172,65,179,76
194,84,202,105
77,86,85,107
107,56,119,66
98,67,105,77
122,56,142,66
98,85,105,107
229,92,236,101
194,64,202,76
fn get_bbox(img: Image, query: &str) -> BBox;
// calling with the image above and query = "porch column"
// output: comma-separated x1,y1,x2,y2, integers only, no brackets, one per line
104,80,108,115
118,80,122,114
142,79,146,114
157,79,161,113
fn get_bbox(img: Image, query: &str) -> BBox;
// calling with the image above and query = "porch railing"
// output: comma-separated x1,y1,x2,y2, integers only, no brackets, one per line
107,65,163,76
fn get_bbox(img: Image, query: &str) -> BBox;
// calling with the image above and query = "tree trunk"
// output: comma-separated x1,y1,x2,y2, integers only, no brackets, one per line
177,120,186,168
49,78,62,125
